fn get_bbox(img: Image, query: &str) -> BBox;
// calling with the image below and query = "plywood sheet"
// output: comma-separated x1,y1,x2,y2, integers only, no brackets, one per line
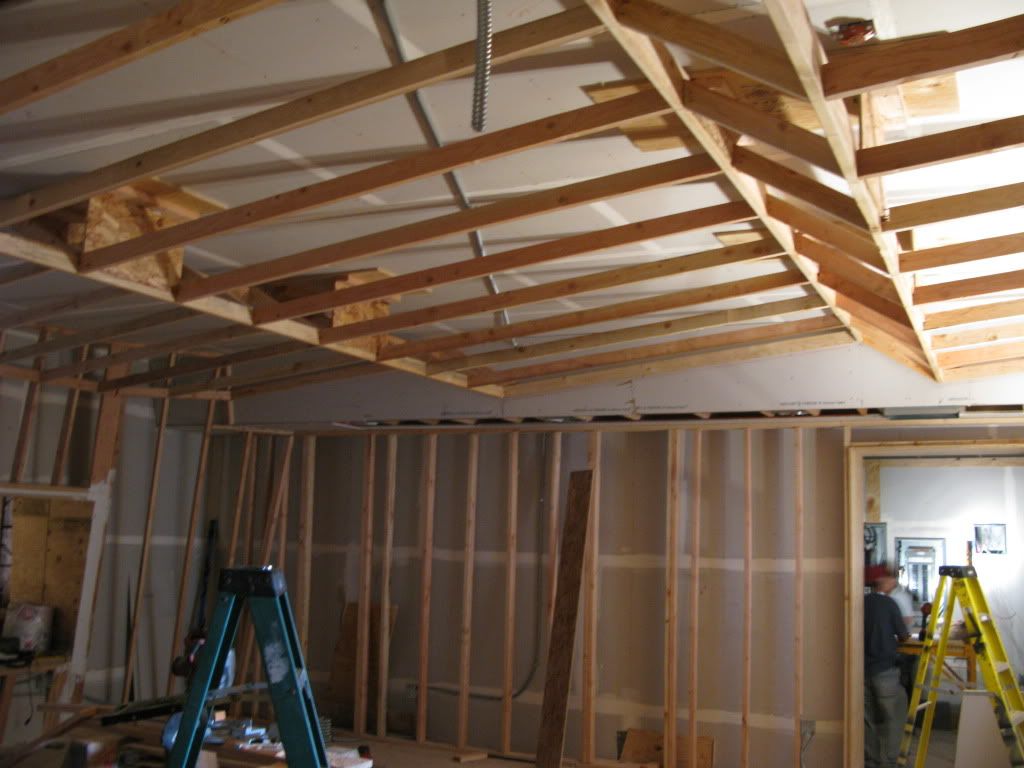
620,728,715,768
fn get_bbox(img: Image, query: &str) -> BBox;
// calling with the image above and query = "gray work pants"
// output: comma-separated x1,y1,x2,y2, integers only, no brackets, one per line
865,666,907,768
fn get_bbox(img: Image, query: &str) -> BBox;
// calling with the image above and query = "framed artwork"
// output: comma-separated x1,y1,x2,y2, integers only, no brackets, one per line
864,522,887,567
974,523,1007,555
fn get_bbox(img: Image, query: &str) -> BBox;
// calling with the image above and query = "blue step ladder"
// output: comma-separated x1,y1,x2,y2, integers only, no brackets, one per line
168,566,327,768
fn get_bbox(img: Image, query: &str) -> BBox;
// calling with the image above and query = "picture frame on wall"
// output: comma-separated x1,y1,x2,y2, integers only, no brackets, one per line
973,523,1007,555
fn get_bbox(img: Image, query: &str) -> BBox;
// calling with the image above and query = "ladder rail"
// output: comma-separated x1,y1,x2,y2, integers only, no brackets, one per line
897,574,947,766
913,578,958,768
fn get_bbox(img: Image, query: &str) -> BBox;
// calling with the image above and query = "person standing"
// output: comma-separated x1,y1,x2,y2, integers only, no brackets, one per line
865,574,911,768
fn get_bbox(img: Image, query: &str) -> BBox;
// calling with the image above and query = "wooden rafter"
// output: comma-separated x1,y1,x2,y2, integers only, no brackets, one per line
914,269,1024,305
924,298,1024,331
900,232,1024,273
884,181,1024,231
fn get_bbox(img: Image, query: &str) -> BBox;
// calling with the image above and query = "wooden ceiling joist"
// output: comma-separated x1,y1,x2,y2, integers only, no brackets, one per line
470,315,843,388
931,321,1024,351
764,195,884,271
818,272,908,326
914,268,1024,305
0,6,603,227
321,238,784,344
0,285,122,330
900,231,1024,273
938,339,1024,370
795,234,897,302
231,361,386,399
431,295,824,376
0,0,284,116
78,89,672,273
884,181,1024,231
176,154,722,302
250,202,754,325
821,13,1024,100
170,354,360,397
379,269,807,362
0,262,47,287
924,297,1024,331
609,0,804,98
834,293,922,350
857,115,1024,178
0,306,191,365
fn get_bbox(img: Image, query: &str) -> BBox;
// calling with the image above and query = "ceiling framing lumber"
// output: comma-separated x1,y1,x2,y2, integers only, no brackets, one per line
883,181,1024,231
502,328,853,397
427,295,824,375
794,234,897,301
900,232,1024,273
924,298,1024,331
251,201,756,325
78,90,672,272
169,354,356,396
938,339,1024,370
0,6,604,227
379,269,807,361
0,0,283,116
0,306,192,365
469,315,842,387
818,272,908,326
681,82,840,174
914,268,1024,305
0,263,47,287
931,322,1024,351
0,285,122,330
834,294,922,350
610,0,804,98
320,238,783,343
820,13,1024,100
231,362,386,399
40,325,262,382
856,115,1024,178
764,195,885,271
175,155,722,301
764,0,943,380
942,356,1024,382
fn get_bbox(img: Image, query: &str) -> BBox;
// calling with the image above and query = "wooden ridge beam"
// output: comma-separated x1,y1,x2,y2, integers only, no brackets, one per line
428,295,824,375
900,232,1024,273
503,327,853,396
0,285,121,330
469,315,842,387
733,147,866,229
682,82,839,174
765,195,884,271
0,0,283,116
914,268,1024,305
380,269,806,361
931,321,1024,350
253,201,754,324
79,90,671,272
924,297,1024,331
821,14,1024,100
41,324,261,381
0,6,603,226
609,0,805,98
0,306,191,364
884,181,1024,231
321,237,782,344
857,115,1024,178
177,155,721,302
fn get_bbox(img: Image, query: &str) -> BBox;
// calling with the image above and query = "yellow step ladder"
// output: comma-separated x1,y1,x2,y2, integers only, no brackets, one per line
898,565,1024,767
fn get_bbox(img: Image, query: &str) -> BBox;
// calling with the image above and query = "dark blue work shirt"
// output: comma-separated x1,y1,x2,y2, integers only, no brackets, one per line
864,592,909,678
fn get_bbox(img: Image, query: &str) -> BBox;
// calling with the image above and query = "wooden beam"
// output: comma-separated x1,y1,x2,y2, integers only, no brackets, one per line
817,271,909,326
0,286,121,330
227,432,256,566
42,325,260,381
687,432,702,768
855,324,933,377
0,307,191,365
79,91,671,272
296,436,315,650
924,297,1024,330
430,295,823,375
821,14,1024,100
884,181,1024,231
793,428,804,768
9,330,49,482
765,195,884,272
938,339,1024,370
733,147,866,228
0,7,603,226
794,233,897,301
321,236,779,343
857,115,1024,178
169,352,344,396
914,268,1024,305
457,434,479,750
354,435,376,736
581,433,601,765
900,232,1024,273
470,316,842,387
931,321,1024,350
417,435,438,744
942,356,1024,381
502,433,519,754
50,345,89,484
122,382,171,704
380,269,807,361
0,0,282,116
504,329,853,397
833,293,920,349
177,155,721,302
0,263,46,286
166,397,217,694
610,0,804,97
664,429,681,768
377,435,398,737
545,433,563,632
253,201,754,324
682,82,839,174
741,429,752,767
534,470,594,768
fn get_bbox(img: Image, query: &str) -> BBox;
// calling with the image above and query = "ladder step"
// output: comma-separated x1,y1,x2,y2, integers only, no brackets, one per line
994,662,1011,674
915,702,933,713
1010,710,1024,727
